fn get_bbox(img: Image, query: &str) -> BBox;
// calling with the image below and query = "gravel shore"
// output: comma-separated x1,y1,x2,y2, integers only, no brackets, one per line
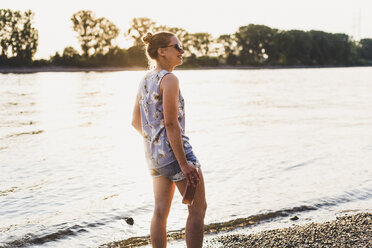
206,212,371,248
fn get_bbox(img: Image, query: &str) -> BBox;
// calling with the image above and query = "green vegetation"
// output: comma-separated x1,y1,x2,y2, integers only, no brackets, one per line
1,9,372,68
0,9,38,66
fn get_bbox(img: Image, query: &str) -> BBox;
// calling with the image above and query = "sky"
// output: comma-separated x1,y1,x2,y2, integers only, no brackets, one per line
2,0,372,59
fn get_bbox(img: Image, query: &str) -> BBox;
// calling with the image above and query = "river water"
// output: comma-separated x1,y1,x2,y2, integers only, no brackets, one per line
1,67,371,247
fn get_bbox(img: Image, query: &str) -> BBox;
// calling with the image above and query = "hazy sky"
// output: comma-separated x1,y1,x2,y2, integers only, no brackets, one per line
2,0,372,59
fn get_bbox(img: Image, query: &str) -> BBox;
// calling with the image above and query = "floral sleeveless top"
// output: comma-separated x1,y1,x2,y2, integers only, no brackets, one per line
138,69,193,169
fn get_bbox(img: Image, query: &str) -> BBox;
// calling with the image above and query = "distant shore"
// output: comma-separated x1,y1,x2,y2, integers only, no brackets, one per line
1,64,371,74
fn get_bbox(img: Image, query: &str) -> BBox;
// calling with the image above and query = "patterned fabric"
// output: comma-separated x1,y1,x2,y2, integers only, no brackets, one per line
149,151,201,182
138,69,193,169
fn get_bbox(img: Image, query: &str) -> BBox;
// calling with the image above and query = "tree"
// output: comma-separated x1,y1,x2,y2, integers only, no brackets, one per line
93,17,119,55
329,33,354,65
235,24,277,65
0,9,38,64
0,9,13,58
275,30,312,65
63,46,79,59
309,30,333,65
126,17,157,47
187,32,214,56
127,46,147,67
217,34,237,55
13,10,38,62
71,10,97,57
217,34,238,65
71,10,119,57
359,39,372,61
104,46,129,66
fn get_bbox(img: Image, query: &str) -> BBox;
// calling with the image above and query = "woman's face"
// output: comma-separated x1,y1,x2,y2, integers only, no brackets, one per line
162,36,184,67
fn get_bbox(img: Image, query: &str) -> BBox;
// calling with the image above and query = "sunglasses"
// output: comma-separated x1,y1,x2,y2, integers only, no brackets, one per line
162,43,184,52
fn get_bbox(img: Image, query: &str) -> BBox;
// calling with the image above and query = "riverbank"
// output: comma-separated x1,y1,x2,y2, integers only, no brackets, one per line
1,64,371,73
205,212,371,248
101,212,371,247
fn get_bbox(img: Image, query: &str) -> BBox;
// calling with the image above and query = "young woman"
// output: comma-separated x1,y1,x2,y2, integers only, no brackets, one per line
131,32,207,248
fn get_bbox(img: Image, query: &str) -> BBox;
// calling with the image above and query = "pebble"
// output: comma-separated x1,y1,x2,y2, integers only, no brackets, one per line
124,217,134,225
290,215,299,221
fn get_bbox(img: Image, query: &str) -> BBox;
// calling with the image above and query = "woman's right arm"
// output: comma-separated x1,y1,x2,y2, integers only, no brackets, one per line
161,74,200,187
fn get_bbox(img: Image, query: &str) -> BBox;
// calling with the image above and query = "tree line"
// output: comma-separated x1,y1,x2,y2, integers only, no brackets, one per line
1,9,372,68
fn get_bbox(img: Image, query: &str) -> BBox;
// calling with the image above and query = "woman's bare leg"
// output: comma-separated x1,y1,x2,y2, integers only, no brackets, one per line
175,169,207,248
151,176,175,248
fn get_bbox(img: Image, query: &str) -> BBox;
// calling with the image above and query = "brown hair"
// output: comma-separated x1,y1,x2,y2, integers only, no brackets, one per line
142,31,174,60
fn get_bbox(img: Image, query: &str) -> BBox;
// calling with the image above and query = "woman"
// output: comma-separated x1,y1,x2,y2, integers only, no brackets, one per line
131,31,207,248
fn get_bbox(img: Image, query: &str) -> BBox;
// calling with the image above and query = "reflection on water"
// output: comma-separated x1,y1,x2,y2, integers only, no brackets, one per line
6,130,44,138
0,68,371,247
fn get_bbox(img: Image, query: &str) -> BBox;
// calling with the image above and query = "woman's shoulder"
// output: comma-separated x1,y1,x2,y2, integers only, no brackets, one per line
161,71,178,83
152,70,177,86
157,69,176,78
144,69,172,79
144,70,179,88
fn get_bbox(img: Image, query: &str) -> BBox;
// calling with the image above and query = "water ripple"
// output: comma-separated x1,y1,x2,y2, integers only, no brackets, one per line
5,130,44,138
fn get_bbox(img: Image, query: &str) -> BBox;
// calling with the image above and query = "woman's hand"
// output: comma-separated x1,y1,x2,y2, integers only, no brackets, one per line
180,162,200,188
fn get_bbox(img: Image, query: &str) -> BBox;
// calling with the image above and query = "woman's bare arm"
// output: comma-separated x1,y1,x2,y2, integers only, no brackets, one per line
161,74,199,187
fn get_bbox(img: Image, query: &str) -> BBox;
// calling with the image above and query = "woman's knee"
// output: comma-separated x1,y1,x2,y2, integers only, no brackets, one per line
189,201,207,219
153,205,171,220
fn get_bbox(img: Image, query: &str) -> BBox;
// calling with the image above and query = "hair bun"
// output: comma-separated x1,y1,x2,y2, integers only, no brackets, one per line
142,32,153,44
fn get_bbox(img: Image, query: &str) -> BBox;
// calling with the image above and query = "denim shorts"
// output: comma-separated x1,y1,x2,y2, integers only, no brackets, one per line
149,152,201,182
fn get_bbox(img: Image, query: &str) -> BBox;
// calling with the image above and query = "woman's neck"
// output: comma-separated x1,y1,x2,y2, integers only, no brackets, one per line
155,60,174,73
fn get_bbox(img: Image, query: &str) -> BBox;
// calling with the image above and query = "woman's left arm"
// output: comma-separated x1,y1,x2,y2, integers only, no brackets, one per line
131,94,142,135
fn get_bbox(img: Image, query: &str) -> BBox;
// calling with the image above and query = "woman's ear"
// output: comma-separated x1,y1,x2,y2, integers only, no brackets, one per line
157,47,166,57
